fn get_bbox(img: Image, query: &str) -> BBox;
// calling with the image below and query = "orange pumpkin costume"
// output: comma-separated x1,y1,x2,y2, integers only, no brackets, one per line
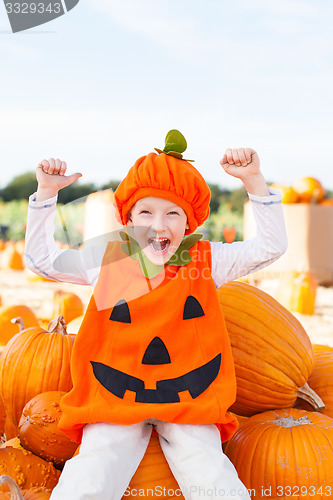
59,237,238,443
59,136,238,444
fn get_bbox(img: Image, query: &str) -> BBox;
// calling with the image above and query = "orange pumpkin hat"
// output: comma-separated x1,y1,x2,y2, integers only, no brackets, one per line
114,130,211,235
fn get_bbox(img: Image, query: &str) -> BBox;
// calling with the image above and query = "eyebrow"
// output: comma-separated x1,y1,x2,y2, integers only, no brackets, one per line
138,203,180,211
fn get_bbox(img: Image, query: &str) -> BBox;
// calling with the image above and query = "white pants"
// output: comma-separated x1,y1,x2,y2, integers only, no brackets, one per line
50,420,250,500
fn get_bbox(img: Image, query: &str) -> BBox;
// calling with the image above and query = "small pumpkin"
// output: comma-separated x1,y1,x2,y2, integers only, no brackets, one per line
0,316,74,428
0,475,52,499
0,307,39,347
269,184,299,203
0,438,22,450
217,281,323,416
65,315,84,334
0,448,60,492
320,198,333,206
122,435,184,499
275,271,317,315
224,408,333,498
52,291,84,324
19,391,79,469
1,245,24,271
292,176,325,203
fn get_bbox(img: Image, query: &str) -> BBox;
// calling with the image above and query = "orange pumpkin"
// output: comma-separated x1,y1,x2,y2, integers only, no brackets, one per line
0,448,59,492
1,245,24,271
122,435,184,499
217,281,322,416
275,271,317,315
52,290,84,324
65,315,84,334
19,392,79,469
0,306,39,347
269,184,299,203
0,437,22,450
0,316,74,428
294,346,333,418
224,408,333,499
292,176,325,203
320,198,333,206
0,475,51,499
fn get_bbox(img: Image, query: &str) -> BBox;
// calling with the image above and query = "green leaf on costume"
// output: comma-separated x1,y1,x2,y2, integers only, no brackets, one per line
167,233,203,266
164,130,187,154
154,129,195,162
119,231,203,278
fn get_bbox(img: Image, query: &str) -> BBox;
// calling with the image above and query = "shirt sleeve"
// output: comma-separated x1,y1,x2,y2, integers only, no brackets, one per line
24,193,105,287
210,188,288,288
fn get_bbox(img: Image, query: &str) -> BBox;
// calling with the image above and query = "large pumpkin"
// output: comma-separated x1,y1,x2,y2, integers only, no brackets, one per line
0,475,51,499
0,317,74,428
0,447,59,492
217,281,322,416
0,306,39,347
295,345,333,418
19,392,79,469
122,435,184,499
224,408,333,499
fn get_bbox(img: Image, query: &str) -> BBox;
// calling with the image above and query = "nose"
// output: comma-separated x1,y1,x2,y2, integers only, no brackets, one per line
151,214,166,233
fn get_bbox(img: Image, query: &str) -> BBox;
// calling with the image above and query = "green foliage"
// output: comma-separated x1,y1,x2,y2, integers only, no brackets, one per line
203,202,244,242
0,199,29,240
101,180,121,192
0,172,37,202
57,182,97,204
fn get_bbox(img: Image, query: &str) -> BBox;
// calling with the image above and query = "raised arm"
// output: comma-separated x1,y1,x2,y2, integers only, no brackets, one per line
25,158,103,286
210,148,287,287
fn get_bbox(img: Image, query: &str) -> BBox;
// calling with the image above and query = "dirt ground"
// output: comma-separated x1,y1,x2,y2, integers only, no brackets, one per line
0,269,332,347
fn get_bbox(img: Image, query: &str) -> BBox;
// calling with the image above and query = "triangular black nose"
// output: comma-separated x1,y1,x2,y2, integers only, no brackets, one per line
142,337,171,365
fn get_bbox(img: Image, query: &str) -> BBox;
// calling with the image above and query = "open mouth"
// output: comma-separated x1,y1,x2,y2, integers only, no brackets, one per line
148,237,171,254
91,354,221,403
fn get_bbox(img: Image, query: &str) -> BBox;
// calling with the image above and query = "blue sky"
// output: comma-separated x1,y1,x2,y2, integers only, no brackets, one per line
1,0,333,192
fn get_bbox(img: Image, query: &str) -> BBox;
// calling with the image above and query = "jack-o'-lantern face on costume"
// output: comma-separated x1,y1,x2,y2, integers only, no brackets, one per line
59,131,238,444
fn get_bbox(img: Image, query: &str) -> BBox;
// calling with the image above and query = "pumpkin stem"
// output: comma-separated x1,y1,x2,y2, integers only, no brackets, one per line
47,315,68,335
10,317,25,332
296,382,325,410
0,475,25,499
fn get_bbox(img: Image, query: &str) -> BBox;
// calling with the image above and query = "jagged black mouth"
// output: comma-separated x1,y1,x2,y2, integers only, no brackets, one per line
91,354,221,404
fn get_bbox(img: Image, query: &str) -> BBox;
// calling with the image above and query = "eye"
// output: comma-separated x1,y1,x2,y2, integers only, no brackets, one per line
139,210,151,214
168,211,180,215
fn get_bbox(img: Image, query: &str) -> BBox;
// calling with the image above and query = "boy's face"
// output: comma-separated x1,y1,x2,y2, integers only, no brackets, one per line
127,196,189,265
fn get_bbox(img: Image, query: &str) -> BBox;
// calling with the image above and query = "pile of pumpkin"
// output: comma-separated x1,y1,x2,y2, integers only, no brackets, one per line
270,175,333,205
0,282,332,498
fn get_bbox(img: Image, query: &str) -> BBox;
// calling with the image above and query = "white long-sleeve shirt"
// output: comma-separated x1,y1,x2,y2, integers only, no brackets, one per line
24,189,287,289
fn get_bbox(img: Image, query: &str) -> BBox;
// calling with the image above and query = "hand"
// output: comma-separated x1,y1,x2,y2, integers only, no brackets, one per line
220,148,260,180
36,158,82,200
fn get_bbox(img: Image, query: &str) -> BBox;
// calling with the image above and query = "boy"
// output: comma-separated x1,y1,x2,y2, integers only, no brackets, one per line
25,131,287,500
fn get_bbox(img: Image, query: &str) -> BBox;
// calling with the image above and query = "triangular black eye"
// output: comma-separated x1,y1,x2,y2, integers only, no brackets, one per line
109,300,131,323
142,337,171,365
183,296,205,320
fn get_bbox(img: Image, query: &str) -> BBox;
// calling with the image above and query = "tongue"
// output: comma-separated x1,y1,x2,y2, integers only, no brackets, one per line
152,240,167,251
